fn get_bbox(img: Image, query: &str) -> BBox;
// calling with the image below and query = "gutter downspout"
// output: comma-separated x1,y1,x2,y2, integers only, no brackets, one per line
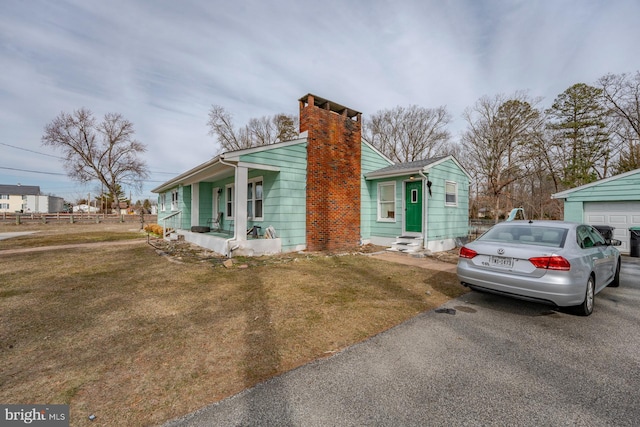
418,170,429,251
219,155,238,258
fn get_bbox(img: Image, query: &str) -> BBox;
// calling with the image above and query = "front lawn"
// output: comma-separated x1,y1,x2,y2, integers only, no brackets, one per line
0,224,466,426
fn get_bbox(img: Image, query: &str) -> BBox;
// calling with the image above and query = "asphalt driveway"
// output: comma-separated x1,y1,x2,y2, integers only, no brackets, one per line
163,256,640,426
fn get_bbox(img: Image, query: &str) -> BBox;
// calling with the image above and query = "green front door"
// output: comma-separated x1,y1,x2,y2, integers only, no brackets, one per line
405,181,422,233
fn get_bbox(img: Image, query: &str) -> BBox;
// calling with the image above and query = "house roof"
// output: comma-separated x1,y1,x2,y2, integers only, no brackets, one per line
365,155,472,180
151,135,308,193
551,168,640,199
0,184,41,195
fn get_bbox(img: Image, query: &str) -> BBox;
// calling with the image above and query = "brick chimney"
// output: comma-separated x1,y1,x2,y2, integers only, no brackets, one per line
299,94,362,252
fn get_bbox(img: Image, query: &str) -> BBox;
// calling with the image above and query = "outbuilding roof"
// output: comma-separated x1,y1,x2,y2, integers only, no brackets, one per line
0,184,41,195
551,168,640,199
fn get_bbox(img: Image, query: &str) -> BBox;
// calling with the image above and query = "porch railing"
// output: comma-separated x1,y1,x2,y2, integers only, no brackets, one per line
160,210,182,240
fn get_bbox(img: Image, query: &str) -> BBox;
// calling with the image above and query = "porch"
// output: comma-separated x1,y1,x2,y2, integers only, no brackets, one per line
176,228,282,257
160,210,281,257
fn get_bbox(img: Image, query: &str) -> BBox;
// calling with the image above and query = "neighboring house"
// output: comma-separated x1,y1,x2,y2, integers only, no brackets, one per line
153,94,471,257
0,184,64,213
552,168,640,254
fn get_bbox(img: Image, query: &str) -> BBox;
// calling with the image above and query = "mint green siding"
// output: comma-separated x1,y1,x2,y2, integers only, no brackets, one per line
367,158,470,242
560,171,640,203
198,183,214,226
157,186,190,228
425,159,470,240
158,138,470,254
361,143,394,240
562,200,584,222
240,142,308,251
366,177,406,239
179,186,191,229
557,170,640,221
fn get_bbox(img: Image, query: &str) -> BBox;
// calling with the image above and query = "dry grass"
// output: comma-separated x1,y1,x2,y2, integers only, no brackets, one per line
0,222,144,249
0,223,467,426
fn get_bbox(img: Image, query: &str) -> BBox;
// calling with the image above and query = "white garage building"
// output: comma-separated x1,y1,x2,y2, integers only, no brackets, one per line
552,168,640,254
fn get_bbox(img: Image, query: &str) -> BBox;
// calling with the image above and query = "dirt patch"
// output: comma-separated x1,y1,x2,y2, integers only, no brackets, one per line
430,248,460,264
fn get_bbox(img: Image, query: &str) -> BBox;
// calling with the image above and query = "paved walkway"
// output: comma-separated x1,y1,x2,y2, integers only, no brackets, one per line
369,251,457,273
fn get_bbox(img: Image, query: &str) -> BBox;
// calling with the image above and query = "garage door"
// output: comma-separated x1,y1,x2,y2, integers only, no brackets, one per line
584,202,640,254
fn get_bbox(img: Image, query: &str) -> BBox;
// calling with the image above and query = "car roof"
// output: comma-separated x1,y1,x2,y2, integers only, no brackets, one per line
494,220,579,229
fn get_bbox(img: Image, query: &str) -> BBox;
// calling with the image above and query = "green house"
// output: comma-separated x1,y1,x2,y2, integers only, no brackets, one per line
552,168,640,254
152,94,471,257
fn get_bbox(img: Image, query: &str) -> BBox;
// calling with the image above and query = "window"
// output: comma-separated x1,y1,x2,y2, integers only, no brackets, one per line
480,225,567,248
171,189,179,211
577,225,606,249
0,194,8,200
226,184,234,219
247,178,263,220
411,189,419,203
377,182,396,221
445,181,457,206
159,194,166,211
0,203,9,209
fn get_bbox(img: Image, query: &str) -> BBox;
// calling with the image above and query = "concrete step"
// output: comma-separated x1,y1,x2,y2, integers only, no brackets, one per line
390,236,423,253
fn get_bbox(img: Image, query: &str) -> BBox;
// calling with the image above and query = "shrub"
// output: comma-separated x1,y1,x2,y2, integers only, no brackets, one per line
144,224,164,236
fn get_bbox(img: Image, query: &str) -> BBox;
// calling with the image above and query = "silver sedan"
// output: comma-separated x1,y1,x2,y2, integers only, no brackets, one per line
457,220,621,316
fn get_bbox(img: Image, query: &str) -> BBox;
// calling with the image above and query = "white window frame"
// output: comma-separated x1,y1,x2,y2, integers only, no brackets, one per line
159,194,166,212
445,180,458,207
0,203,9,209
170,189,179,211
377,181,396,222
226,184,235,220
247,176,264,221
212,187,221,218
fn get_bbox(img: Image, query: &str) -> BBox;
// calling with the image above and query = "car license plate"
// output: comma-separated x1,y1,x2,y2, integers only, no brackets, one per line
490,256,514,268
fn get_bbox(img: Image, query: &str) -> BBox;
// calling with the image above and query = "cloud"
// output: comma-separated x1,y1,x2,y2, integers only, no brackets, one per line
1,0,639,200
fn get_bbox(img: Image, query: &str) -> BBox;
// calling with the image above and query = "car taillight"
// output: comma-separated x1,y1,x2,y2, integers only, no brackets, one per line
459,246,478,259
529,256,571,271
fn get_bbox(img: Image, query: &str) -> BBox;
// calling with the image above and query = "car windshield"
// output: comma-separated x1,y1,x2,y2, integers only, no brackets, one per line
479,225,568,248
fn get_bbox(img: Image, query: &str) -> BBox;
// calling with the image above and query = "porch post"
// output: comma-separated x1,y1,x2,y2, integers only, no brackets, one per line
235,165,248,241
191,182,199,227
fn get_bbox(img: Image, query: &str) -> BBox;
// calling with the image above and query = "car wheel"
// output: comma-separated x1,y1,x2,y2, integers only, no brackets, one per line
574,275,595,316
608,259,621,287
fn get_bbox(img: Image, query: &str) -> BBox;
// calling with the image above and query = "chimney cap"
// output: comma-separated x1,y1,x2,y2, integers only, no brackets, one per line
299,93,361,119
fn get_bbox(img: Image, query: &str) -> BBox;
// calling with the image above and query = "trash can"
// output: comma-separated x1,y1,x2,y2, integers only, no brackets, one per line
630,227,640,258
593,225,615,241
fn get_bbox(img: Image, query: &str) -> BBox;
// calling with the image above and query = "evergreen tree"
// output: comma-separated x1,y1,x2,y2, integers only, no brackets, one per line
545,83,612,187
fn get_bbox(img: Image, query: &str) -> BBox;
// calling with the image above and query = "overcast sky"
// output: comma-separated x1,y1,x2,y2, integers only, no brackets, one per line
2,0,639,202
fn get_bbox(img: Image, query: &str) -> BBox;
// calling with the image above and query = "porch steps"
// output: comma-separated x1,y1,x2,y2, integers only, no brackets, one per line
387,235,424,254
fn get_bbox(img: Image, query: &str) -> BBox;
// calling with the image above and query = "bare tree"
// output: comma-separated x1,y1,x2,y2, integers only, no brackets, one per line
598,71,640,172
363,105,452,163
207,105,298,152
207,105,244,150
461,92,543,222
41,108,149,209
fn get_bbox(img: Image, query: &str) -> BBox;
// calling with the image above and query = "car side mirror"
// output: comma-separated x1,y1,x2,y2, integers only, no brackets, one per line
607,239,622,246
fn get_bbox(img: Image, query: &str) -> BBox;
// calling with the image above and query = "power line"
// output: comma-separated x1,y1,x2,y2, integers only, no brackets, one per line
2,143,178,175
0,166,66,176
1,165,171,181
0,142,65,159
